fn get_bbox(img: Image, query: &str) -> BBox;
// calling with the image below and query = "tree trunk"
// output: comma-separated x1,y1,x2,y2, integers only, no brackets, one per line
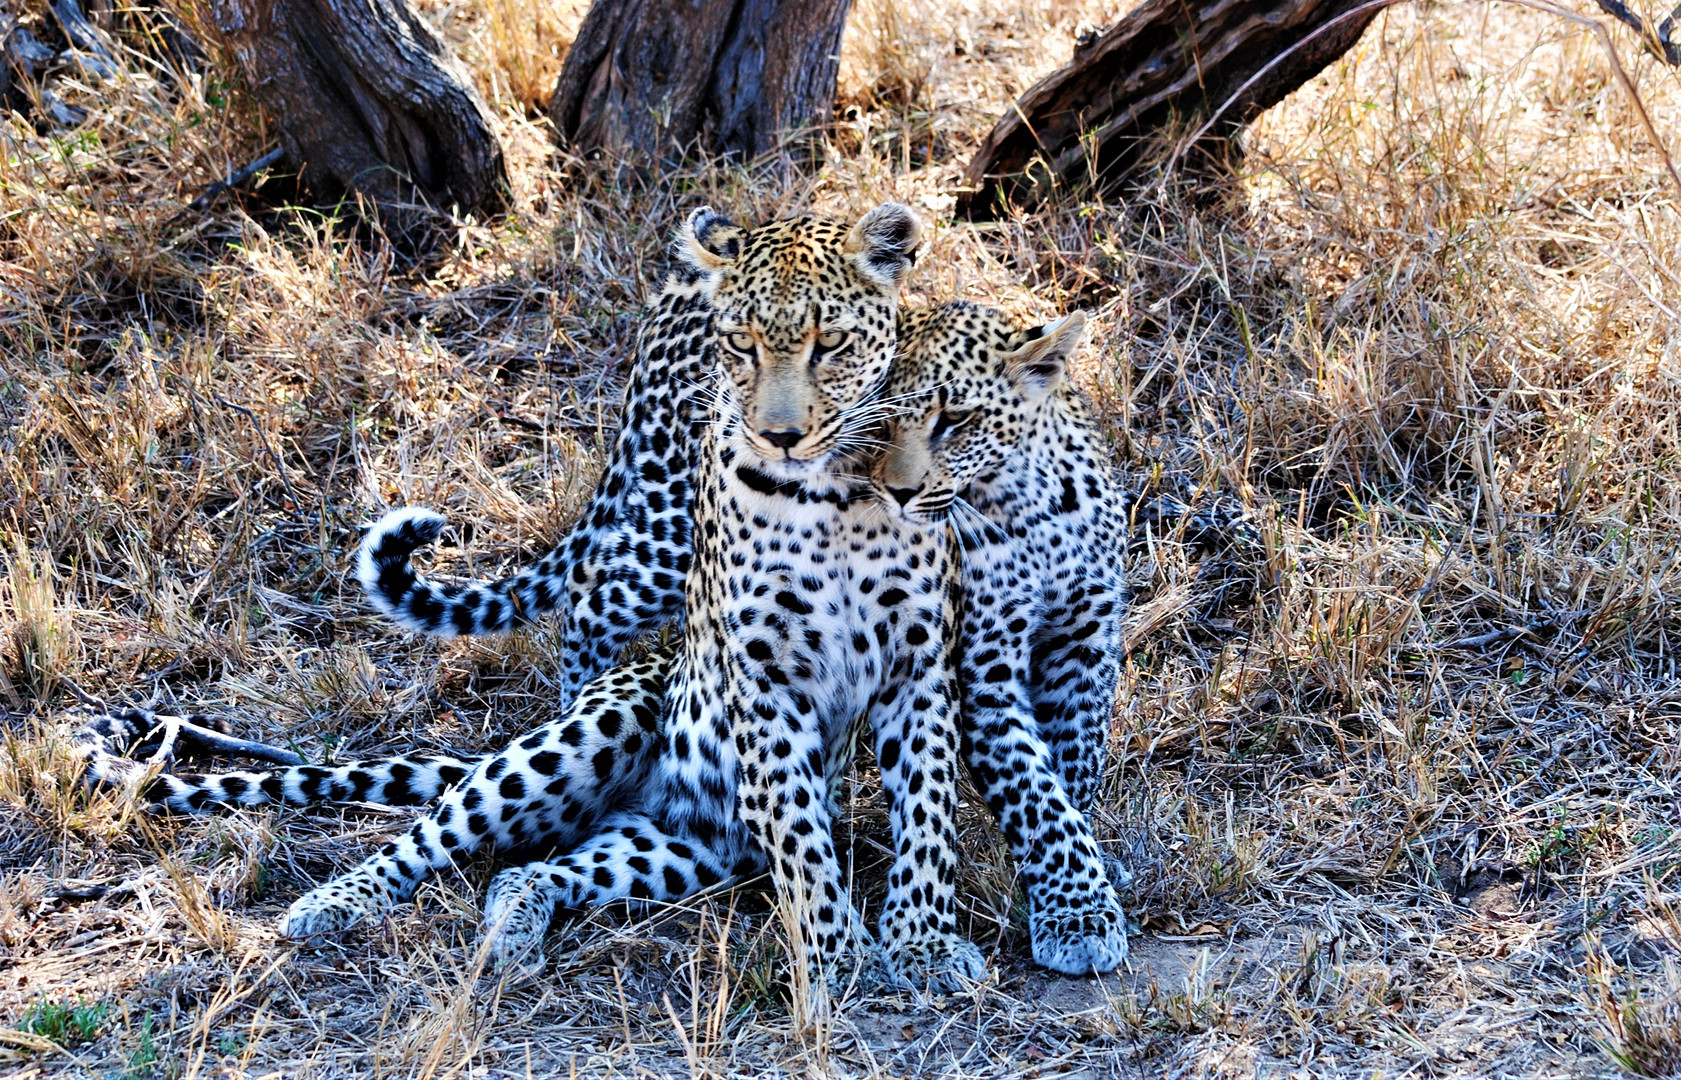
959,0,1384,218
550,0,852,164
207,0,508,217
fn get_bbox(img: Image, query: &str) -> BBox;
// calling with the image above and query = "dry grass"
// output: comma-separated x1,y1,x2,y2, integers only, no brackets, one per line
0,0,1678,1075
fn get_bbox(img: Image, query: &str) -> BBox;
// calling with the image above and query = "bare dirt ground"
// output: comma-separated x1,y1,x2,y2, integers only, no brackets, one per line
2,0,1679,1076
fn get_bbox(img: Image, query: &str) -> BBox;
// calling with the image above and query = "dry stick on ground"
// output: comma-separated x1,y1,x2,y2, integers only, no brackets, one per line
164,147,283,227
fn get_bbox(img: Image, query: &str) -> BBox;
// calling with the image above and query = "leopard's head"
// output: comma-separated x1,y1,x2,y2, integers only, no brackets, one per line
873,301,1086,523
677,204,921,479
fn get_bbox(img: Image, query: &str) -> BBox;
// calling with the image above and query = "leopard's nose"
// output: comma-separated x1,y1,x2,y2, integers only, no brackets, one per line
887,486,920,507
759,428,805,449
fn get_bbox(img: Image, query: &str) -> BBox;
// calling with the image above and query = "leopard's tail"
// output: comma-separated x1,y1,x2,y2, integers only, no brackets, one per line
73,706,479,814
358,507,570,638
147,752,479,814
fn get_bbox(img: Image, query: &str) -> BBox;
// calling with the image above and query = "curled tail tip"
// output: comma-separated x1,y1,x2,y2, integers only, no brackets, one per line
368,507,448,550
358,507,447,594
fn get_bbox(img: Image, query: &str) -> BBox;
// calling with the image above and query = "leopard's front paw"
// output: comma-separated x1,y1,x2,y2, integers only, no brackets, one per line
883,933,991,994
482,866,558,976
1030,886,1128,975
279,877,391,940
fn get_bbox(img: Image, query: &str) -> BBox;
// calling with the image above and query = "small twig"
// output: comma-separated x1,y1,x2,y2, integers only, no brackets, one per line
208,390,306,515
170,720,305,767
1435,619,1560,650
1438,626,1529,650
58,673,108,711
165,147,283,227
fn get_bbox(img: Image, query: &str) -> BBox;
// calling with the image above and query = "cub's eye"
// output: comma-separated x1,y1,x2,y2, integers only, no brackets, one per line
814,329,847,354
929,409,974,441
724,331,756,354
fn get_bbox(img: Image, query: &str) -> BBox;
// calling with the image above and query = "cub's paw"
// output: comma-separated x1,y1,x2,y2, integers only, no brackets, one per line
482,866,558,976
1102,852,1135,890
1030,887,1128,975
883,934,991,994
279,877,390,940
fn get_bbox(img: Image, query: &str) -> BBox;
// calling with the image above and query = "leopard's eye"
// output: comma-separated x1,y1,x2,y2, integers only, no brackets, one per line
724,331,756,354
815,329,847,353
929,409,974,441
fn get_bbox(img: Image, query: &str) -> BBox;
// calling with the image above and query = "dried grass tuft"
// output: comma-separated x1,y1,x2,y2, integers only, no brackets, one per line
1592,945,1681,1078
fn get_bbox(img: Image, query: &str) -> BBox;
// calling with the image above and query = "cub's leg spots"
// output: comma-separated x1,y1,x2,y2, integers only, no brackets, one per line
963,711,1126,975
1028,620,1122,814
1028,883,1128,976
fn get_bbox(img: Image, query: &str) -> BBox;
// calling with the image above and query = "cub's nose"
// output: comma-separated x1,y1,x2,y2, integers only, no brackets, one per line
887,486,920,507
759,429,806,450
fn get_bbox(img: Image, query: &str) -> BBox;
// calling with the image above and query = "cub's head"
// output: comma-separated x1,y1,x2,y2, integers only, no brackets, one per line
873,301,1086,523
677,203,921,478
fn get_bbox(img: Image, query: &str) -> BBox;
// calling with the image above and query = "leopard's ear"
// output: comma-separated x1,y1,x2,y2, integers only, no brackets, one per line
844,203,923,290
675,206,745,273
1005,310,1085,399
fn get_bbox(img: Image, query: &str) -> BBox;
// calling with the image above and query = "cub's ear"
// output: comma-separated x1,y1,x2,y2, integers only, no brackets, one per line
675,206,745,273
1006,310,1086,399
844,203,923,289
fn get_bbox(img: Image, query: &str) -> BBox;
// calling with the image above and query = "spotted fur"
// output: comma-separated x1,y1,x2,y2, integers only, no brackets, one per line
871,300,1131,974
358,207,728,708
276,650,673,938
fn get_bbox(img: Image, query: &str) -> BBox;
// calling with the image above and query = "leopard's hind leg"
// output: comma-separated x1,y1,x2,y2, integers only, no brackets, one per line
280,649,673,938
